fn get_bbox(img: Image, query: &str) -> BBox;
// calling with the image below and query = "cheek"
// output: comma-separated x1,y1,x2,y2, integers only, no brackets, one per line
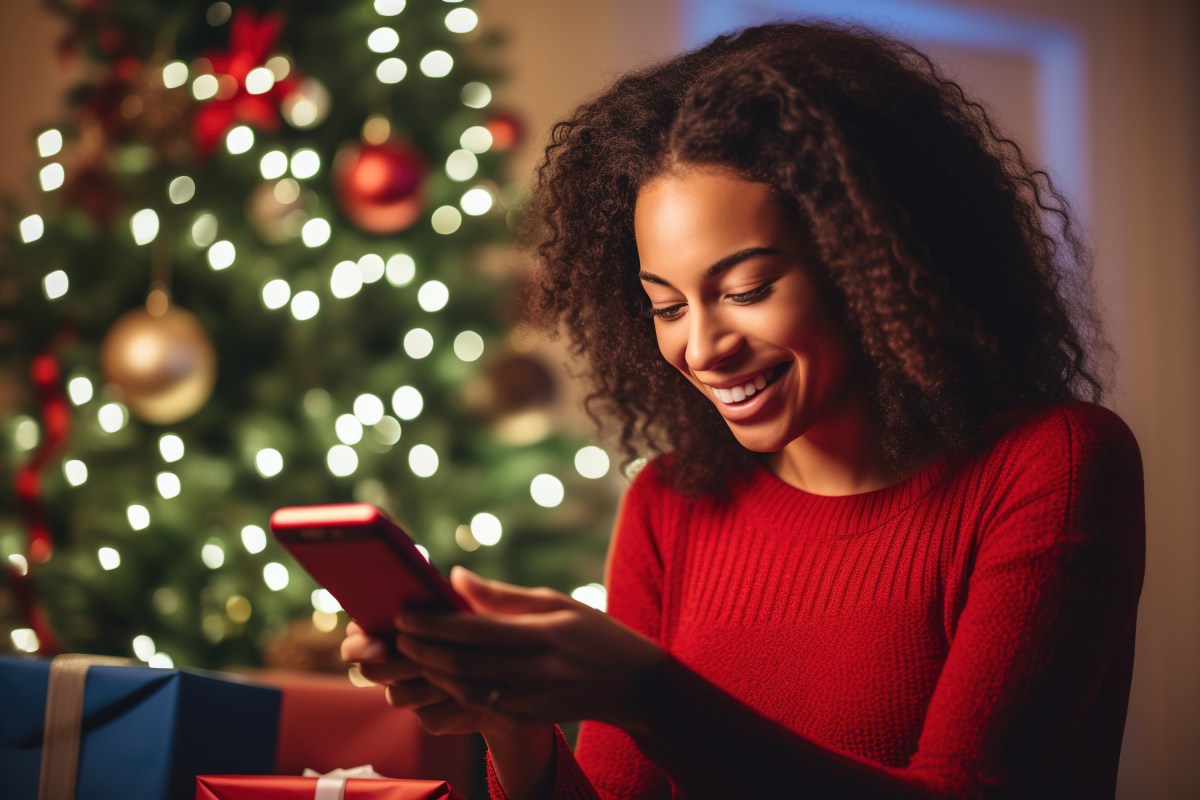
654,324,689,373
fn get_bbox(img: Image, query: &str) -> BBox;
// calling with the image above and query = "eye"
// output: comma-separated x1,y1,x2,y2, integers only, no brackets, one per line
727,281,775,304
645,303,686,321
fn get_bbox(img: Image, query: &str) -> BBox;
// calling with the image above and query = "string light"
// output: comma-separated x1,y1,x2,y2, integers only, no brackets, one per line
159,434,185,462
461,82,491,109
431,206,462,234
368,27,400,53
530,473,565,508
362,115,392,144
444,150,477,181
162,61,189,89
241,525,267,554
445,8,478,33
63,459,88,486
290,290,319,320
274,178,301,204
12,628,40,653
191,212,218,247
336,414,364,445
460,186,493,216
312,610,339,632
283,79,328,129
263,562,290,590
98,403,127,433
42,270,69,300
460,126,493,153
201,541,225,568
376,58,407,84
260,150,288,179
244,66,275,95
386,253,416,286
354,394,386,425
207,2,233,26
372,416,402,446
98,547,121,570
148,653,174,669
575,446,611,479
290,148,321,179
168,176,196,204
226,125,254,155
403,328,434,359
266,55,291,80
304,388,332,417
133,635,156,661
454,524,480,551
14,418,39,451
331,260,363,298
131,209,160,245
39,164,65,192
156,472,181,499
226,595,252,623
255,448,284,477
302,218,331,247
207,240,235,270
408,444,439,477
415,544,430,561
470,512,502,546
327,444,358,477
37,129,63,157
127,505,150,530
571,583,608,611
312,588,342,613
358,253,385,283
20,215,44,243
262,278,291,310
374,0,406,15
417,280,449,312
8,554,29,576
391,386,423,420
192,74,219,101
419,51,453,78
67,377,94,405
453,331,484,362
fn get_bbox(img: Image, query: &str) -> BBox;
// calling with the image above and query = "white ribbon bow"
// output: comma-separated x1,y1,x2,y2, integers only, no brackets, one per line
301,764,384,800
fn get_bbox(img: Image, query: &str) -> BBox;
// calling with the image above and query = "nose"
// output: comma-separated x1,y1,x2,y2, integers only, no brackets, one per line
685,307,743,372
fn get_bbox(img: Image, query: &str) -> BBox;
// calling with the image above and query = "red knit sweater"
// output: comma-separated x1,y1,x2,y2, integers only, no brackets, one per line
487,402,1144,799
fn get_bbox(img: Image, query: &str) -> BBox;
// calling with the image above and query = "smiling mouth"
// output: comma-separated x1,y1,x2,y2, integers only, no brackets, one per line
705,362,791,405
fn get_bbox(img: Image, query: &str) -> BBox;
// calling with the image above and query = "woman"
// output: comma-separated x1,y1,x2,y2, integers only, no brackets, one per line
342,21,1144,799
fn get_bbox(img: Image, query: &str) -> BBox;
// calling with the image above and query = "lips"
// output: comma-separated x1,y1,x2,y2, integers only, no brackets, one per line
703,362,790,407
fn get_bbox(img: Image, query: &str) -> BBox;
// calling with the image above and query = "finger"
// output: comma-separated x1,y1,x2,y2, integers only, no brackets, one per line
412,696,480,736
341,632,389,664
395,633,551,684
346,620,364,637
396,607,572,648
451,567,574,615
384,678,450,710
358,656,424,685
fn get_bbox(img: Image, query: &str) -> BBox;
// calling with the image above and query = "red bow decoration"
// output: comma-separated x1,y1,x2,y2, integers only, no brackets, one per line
193,8,298,159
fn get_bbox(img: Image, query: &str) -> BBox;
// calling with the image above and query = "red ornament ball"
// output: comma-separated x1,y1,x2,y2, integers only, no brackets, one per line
333,139,427,234
485,112,524,152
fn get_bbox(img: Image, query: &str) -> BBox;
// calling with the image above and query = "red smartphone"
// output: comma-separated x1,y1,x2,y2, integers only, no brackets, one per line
269,503,470,636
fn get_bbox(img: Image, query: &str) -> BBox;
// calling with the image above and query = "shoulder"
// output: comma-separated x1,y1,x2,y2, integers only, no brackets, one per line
979,401,1141,478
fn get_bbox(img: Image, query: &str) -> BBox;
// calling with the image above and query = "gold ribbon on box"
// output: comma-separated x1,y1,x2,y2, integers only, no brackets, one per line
301,765,385,800
38,654,135,800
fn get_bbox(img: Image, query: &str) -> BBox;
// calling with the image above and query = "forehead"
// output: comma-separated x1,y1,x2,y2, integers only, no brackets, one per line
634,168,788,272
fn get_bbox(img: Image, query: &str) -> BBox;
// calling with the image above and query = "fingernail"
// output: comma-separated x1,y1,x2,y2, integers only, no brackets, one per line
360,641,386,662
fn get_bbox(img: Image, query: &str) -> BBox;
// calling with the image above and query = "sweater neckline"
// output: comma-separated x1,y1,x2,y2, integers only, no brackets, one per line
744,455,950,538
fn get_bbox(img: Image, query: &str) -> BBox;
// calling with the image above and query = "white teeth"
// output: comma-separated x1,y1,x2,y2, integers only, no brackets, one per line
709,370,773,405
731,385,746,402
754,374,766,390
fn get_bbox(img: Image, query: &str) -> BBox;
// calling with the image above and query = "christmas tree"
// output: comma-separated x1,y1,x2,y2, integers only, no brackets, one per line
0,0,617,670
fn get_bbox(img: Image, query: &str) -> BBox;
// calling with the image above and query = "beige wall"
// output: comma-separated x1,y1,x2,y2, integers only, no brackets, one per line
2,0,1195,796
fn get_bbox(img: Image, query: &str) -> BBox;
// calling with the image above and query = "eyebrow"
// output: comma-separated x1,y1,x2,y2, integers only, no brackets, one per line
638,247,784,288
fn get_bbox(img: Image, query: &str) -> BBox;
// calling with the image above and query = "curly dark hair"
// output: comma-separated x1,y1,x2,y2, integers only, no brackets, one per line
522,21,1109,496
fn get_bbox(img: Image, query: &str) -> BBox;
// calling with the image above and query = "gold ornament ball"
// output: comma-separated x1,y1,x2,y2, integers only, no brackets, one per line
100,305,217,424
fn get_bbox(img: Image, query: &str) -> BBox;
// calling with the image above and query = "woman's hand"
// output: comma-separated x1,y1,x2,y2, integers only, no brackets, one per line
393,566,665,731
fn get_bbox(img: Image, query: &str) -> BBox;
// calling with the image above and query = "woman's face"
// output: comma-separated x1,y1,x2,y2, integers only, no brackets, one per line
634,166,861,456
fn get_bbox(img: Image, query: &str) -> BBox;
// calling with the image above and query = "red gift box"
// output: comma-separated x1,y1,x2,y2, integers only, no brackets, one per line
196,775,464,799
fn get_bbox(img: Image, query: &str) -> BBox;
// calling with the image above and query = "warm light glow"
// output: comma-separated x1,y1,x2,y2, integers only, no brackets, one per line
262,278,291,310
431,206,462,234
207,2,233,26
43,270,69,300
571,583,607,611
260,150,288,179
470,512,502,546
302,218,331,247
14,418,40,451
374,0,406,15
368,27,400,53
11,628,40,653
420,51,453,78
226,595,252,624
331,260,363,299
148,653,174,669
266,55,291,80
255,448,284,477
312,588,342,613
453,331,484,362
39,163,65,191
156,472,181,499
461,82,492,109
290,148,321,179
408,444,439,477
192,213,218,247
460,186,493,216
403,328,434,359
373,416,402,446
201,542,225,568
159,434,185,462
162,61,188,89
168,176,196,204
20,215,45,243
415,544,430,562
445,8,478,33
131,208,160,245
417,280,449,312
67,376,94,405
127,504,150,530
391,386,423,420
98,403,127,433
460,126,493,153
63,459,88,486
327,444,359,477
37,129,63,157
208,240,236,270
354,394,386,426
376,58,408,85
385,253,416,286
290,290,320,320
241,525,267,554
362,115,392,144
226,125,254,154
575,446,611,479
274,178,301,204
192,74,219,101
446,149,477,182
336,413,364,445
8,554,29,577
263,562,290,591
245,66,275,95
358,253,385,283
455,524,480,552
530,473,565,508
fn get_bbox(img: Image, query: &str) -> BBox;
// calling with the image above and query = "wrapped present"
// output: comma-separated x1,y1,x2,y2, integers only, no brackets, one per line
196,767,465,799
0,654,280,800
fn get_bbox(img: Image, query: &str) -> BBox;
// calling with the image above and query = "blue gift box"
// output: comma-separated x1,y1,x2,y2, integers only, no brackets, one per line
0,655,281,800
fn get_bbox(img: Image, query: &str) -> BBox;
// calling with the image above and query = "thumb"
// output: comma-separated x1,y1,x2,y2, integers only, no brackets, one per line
451,566,568,615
